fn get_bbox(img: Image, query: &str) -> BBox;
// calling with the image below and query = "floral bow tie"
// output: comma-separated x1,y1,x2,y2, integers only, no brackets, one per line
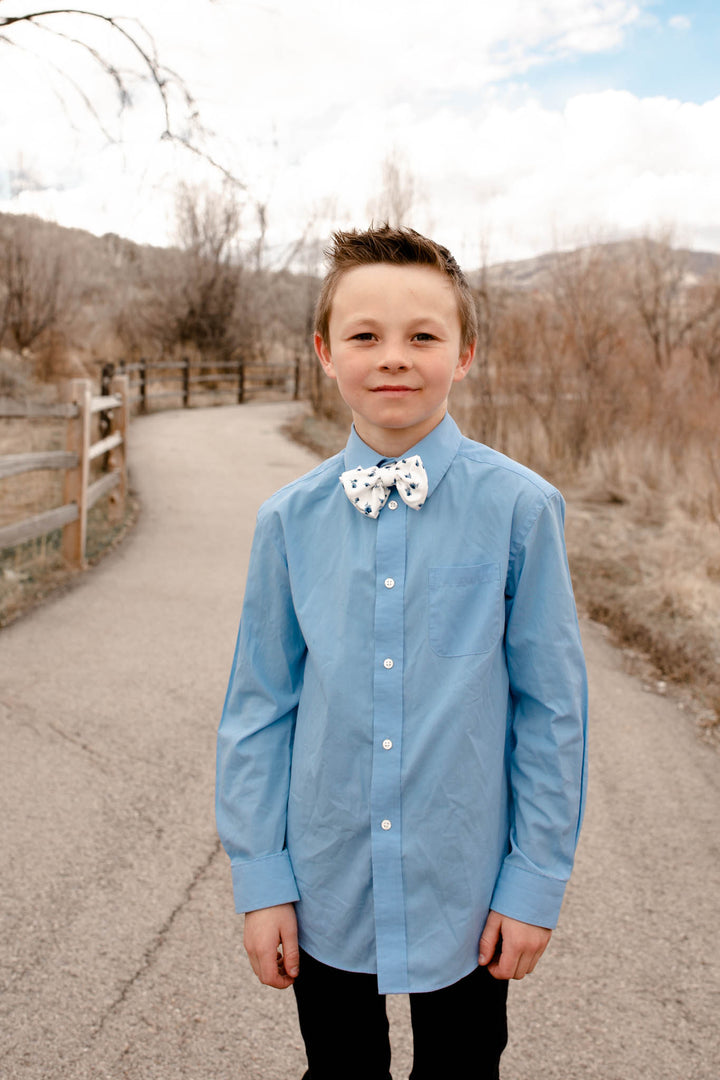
339,456,428,518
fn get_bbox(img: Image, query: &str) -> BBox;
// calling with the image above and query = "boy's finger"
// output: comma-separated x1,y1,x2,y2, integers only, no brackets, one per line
258,949,291,988
526,949,542,975
281,932,300,979
489,945,536,981
478,909,501,966
487,950,516,981
511,954,531,980
246,948,261,981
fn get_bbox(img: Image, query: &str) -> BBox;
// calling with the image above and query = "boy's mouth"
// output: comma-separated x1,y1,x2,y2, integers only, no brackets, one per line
370,385,419,393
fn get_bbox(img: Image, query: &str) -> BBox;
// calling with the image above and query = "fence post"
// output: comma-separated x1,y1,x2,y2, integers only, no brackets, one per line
294,354,301,401
61,378,91,567
139,357,147,414
108,373,129,525
237,358,245,404
99,362,114,468
182,356,190,408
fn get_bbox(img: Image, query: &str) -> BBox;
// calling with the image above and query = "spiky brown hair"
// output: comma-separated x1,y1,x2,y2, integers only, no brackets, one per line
314,224,478,351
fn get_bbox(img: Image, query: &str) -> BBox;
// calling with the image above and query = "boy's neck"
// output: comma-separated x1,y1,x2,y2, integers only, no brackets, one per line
353,410,447,460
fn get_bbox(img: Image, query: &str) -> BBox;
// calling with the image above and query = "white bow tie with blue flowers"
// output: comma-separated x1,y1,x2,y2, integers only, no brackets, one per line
339,456,428,518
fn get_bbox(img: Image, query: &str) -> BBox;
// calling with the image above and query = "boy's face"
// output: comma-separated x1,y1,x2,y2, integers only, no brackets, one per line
315,264,475,457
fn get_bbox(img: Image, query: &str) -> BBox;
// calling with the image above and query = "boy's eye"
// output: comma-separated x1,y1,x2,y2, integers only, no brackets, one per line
413,332,436,342
351,332,375,341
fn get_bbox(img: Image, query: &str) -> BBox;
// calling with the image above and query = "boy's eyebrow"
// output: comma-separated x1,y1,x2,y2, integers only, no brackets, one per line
341,313,450,329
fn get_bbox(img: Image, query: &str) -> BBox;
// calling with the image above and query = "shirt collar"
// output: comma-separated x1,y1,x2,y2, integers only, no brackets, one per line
343,412,462,500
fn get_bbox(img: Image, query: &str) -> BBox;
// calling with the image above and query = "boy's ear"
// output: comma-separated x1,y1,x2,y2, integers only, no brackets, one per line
314,333,336,379
453,340,476,383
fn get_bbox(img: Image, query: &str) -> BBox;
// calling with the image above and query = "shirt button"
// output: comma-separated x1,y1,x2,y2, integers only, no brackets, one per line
388,500,398,510
384,577,395,589
383,658,394,669
381,819,392,830
382,738,393,750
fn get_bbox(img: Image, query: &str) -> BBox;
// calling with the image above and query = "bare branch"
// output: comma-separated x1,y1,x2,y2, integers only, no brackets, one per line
1,10,175,130
35,22,132,108
163,131,246,190
0,30,115,140
0,7,244,184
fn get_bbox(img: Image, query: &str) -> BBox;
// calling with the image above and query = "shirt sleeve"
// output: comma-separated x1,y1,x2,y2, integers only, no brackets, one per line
490,490,588,929
215,505,307,913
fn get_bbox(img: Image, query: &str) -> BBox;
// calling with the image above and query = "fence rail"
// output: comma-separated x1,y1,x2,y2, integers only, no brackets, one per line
2,355,299,578
0,398,79,419
0,376,128,566
0,450,79,479
115,355,299,413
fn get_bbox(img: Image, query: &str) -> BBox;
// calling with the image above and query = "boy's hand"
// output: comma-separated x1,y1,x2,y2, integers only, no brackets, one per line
243,903,299,989
478,909,551,980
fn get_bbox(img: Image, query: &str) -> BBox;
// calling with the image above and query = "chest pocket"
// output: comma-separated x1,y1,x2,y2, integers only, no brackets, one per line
428,563,503,657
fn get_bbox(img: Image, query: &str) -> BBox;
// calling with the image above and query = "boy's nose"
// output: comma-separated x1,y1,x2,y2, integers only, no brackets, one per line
379,345,410,371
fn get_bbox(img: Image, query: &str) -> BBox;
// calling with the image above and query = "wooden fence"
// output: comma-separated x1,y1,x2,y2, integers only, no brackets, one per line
1,355,299,576
0,376,128,568
115,355,300,413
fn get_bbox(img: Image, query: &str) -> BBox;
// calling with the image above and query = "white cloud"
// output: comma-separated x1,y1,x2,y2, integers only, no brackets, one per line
0,0,643,137
390,91,720,263
4,1,720,266
668,14,692,31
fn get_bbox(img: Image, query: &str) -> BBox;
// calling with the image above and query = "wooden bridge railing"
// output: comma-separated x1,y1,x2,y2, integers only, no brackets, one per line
0,376,128,568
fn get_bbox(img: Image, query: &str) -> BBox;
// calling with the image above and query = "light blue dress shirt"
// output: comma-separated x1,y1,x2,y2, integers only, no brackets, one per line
216,413,588,994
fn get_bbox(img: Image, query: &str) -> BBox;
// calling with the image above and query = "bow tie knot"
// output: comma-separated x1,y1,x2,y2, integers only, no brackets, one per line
339,456,428,518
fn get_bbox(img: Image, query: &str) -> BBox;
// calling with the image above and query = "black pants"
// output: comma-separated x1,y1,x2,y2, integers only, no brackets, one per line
293,948,509,1080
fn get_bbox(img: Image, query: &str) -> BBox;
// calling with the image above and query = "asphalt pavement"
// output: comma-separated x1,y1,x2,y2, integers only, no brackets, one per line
1,401,718,1079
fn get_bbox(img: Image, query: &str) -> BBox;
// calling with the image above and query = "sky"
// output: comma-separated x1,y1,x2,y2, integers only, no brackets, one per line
1,0,719,268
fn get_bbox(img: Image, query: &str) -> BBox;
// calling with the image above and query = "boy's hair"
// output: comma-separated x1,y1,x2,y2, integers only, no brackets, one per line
314,224,478,351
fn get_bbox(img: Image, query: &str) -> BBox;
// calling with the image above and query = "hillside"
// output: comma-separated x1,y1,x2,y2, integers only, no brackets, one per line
473,238,720,291
0,209,318,395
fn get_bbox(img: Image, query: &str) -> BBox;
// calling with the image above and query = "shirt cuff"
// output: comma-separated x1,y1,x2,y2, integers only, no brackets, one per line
230,851,301,913
490,862,568,929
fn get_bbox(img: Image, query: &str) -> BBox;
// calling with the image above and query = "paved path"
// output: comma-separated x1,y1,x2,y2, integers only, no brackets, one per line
1,402,718,1080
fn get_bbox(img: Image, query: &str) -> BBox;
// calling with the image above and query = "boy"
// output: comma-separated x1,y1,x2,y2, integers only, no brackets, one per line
216,225,587,1079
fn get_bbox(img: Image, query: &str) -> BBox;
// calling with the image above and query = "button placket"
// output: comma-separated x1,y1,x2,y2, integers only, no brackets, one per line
369,494,408,988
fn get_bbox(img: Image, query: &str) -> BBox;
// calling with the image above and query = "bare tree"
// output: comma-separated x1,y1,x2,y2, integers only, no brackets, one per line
0,259,9,346
0,220,65,350
142,182,246,365
460,255,501,447
367,148,416,227
496,296,565,433
548,244,635,457
684,276,720,383
551,245,624,375
629,235,693,370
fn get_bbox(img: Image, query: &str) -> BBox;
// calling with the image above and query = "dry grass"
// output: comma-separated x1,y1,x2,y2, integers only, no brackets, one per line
0,414,65,526
282,408,347,460
565,440,720,730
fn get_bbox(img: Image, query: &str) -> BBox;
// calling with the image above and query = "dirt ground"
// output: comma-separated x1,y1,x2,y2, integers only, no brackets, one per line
1,401,718,1079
